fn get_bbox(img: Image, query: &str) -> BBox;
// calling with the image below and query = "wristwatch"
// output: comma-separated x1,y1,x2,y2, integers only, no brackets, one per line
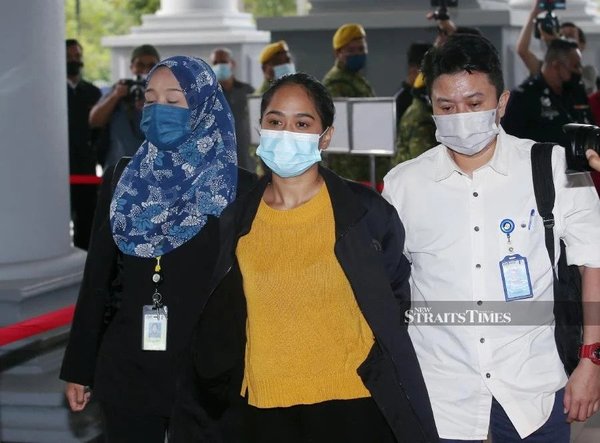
579,343,600,365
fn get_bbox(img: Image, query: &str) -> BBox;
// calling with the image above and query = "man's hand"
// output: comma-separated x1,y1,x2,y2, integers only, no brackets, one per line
564,359,600,422
65,382,91,412
586,149,600,172
112,81,129,100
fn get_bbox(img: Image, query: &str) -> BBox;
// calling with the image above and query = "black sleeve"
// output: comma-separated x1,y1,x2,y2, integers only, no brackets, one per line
501,89,534,139
380,201,411,314
59,167,119,386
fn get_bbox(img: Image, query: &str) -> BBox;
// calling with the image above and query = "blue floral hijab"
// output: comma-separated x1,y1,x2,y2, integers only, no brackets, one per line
110,56,237,257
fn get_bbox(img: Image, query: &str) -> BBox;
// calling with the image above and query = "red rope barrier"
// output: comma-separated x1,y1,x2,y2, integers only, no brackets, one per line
0,305,74,346
70,175,102,185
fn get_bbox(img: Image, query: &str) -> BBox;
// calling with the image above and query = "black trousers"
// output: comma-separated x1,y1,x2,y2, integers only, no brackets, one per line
70,183,98,250
229,397,397,443
100,403,169,443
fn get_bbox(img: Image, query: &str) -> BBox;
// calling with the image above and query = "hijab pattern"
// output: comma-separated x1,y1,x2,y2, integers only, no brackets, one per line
110,56,237,257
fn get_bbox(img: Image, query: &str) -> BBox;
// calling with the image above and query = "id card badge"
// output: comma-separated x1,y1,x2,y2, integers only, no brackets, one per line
499,254,534,301
142,305,168,351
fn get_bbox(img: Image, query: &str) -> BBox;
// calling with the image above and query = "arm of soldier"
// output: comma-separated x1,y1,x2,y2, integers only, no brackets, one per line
89,83,128,128
587,150,600,172
516,0,544,76
564,267,600,422
407,115,438,160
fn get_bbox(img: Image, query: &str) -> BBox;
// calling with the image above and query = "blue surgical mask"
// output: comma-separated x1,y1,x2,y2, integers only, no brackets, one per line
140,104,192,150
273,62,296,80
345,53,367,73
212,63,232,81
256,129,326,178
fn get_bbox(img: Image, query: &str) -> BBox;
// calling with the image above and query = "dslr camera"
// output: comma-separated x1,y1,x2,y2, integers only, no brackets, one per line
120,75,146,101
562,123,600,173
430,0,458,21
534,0,566,39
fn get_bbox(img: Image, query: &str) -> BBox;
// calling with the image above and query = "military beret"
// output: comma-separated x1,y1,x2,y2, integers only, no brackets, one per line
259,40,289,64
333,23,366,50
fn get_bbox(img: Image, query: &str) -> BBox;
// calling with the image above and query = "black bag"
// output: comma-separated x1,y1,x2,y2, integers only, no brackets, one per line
102,156,132,326
531,143,583,375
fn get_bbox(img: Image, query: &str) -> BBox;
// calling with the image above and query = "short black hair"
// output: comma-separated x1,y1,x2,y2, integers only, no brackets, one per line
422,33,504,99
407,43,433,68
455,26,482,36
260,73,335,129
560,22,585,45
544,38,579,64
66,39,81,49
130,44,160,63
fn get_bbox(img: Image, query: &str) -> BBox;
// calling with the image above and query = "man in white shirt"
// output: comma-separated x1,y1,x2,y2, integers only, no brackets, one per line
383,34,600,442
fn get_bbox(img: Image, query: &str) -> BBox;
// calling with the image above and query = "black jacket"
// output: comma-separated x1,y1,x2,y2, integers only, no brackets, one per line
171,167,438,442
60,166,256,416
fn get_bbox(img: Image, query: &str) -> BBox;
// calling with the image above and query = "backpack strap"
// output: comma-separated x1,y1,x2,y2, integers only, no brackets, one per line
531,143,556,269
110,156,132,195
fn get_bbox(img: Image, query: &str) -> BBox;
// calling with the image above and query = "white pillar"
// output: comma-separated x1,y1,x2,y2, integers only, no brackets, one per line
103,0,270,88
158,0,238,14
0,0,85,278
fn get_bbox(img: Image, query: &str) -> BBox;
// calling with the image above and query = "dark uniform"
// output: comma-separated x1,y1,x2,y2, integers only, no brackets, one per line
67,79,102,250
502,74,593,148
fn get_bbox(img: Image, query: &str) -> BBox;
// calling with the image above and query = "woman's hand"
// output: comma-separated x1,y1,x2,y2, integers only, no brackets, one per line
65,382,91,412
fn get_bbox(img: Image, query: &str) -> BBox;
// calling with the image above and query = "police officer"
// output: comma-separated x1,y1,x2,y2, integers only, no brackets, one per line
502,38,593,148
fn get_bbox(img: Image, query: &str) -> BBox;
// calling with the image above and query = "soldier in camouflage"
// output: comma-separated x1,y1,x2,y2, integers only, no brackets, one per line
256,41,296,96
323,23,389,182
392,75,438,166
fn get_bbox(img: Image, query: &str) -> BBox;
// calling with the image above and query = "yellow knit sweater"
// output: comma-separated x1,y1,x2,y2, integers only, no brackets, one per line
236,184,373,408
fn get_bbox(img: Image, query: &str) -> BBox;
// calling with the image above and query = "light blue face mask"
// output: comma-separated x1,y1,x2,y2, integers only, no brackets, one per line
212,63,232,81
273,62,296,80
256,128,327,178
140,103,192,150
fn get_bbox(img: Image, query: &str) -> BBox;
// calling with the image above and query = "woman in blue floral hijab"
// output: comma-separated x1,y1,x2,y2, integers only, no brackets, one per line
110,55,238,257
60,56,253,443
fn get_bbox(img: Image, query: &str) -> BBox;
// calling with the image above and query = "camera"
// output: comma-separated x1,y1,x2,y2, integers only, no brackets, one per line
534,0,566,39
562,123,600,173
430,0,458,21
121,75,146,101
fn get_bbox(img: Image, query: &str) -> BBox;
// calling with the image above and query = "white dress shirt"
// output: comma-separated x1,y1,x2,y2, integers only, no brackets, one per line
382,128,600,440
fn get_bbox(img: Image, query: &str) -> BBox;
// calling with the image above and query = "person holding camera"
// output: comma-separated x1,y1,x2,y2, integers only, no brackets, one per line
89,44,160,169
383,33,600,442
502,38,594,147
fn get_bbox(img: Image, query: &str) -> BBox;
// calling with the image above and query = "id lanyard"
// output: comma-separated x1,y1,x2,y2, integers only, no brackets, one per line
142,256,168,351
498,219,533,301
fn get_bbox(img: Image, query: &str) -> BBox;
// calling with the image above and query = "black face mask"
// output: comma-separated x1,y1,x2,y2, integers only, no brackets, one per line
563,72,582,91
67,61,83,77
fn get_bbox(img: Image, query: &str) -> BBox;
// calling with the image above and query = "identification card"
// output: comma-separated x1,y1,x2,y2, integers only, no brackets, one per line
499,254,533,301
142,305,168,351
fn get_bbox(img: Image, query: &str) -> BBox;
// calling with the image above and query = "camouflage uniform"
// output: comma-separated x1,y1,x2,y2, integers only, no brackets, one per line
391,90,438,167
323,62,389,182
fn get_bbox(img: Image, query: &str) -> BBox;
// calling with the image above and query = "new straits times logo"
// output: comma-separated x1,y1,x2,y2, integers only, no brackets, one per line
405,306,512,325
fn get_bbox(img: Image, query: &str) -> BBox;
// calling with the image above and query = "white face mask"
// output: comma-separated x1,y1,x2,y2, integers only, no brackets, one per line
432,109,500,156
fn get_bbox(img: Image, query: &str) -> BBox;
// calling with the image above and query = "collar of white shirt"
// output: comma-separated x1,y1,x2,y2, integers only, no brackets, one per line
433,127,510,182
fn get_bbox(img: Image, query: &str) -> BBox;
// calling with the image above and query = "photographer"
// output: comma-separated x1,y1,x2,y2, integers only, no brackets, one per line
89,44,160,169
